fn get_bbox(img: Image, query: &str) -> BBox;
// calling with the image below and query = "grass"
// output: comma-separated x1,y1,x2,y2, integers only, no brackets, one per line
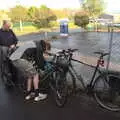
14,22,119,36
13,25,39,36
13,25,58,36
13,22,80,36
69,22,79,29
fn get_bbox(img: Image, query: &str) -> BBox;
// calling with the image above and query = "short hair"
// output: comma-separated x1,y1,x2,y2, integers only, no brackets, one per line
2,20,10,25
35,40,51,52
45,40,51,51
41,40,51,51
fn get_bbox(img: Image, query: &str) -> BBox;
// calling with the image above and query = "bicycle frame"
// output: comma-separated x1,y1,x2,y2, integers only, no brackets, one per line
69,58,103,90
38,54,64,92
63,50,108,91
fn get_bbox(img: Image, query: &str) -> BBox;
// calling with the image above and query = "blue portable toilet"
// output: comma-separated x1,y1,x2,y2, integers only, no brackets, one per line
59,18,69,36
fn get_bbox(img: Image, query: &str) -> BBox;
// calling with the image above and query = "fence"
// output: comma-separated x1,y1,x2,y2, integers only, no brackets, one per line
108,26,120,72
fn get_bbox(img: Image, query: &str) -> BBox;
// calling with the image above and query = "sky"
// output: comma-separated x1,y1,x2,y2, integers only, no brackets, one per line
0,0,120,13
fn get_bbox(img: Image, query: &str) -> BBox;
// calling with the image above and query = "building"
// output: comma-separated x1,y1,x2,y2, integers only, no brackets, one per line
98,13,114,24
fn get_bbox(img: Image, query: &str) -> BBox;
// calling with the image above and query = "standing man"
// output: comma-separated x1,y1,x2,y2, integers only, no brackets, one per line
0,20,18,76
0,20,18,48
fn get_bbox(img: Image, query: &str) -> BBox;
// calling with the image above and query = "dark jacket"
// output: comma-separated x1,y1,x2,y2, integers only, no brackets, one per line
21,40,46,70
0,28,18,47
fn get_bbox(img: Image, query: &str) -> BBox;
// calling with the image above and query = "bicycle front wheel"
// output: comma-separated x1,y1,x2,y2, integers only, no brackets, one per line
94,74,120,111
53,70,68,107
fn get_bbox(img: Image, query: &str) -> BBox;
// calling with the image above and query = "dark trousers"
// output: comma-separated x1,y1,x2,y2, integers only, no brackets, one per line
0,46,9,77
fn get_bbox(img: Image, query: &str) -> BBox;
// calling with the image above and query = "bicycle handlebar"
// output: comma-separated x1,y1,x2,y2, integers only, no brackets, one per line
94,52,109,57
67,49,78,52
45,48,78,57
46,48,109,59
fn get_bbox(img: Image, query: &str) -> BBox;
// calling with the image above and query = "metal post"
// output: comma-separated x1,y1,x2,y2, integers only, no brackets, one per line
44,32,48,40
106,26,113,71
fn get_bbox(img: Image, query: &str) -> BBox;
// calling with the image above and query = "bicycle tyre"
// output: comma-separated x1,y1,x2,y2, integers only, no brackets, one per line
94,73,120,112
66,69,76,95
53,70,68,107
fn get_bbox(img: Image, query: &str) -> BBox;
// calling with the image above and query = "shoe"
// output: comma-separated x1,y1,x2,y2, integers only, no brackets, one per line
25,94,32,100
25,91,35,100
34,93,47,102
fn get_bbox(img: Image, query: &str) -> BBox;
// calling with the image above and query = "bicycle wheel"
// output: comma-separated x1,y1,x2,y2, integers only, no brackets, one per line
53,70,68,107
66,69,76,95
94,73,120,111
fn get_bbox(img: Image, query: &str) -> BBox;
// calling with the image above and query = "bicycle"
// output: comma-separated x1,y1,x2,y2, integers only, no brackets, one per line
59,48,120,111
36,51,68,107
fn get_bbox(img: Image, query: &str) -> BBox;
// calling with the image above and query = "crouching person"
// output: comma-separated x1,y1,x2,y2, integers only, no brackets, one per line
13,59,47,101
10,40,51,101
9,40,50,102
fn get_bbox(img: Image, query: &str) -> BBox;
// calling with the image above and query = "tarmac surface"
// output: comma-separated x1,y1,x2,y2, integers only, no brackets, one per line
1,78,120,120
1,31,120,120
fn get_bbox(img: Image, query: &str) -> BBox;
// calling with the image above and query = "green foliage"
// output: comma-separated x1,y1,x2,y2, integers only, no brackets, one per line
27,5,57,28
0,10,10,26
49,21,59,27
74,12,89,29
8,5,28,23
13,22,34,27
27,6,38,21
82,0,104,18
69,22,79,28
52,9,74,20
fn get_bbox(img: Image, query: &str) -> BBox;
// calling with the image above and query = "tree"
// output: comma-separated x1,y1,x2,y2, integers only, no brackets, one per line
28,5,57,28
82,0,105,31
52,9,72,19
8,5,28,31
0,10,10,26
82,0,104,18
28,6,38,21
74,11,89,29
8,5,28,22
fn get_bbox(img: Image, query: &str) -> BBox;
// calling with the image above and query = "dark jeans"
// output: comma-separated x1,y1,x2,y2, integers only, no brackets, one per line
0,46,9,77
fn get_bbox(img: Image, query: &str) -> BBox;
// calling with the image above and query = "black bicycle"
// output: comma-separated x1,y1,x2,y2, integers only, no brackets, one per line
37,51,68,107
59,48,120,111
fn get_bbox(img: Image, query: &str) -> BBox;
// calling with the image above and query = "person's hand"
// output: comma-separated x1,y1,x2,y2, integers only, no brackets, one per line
43,53,49,59
10,44,15,49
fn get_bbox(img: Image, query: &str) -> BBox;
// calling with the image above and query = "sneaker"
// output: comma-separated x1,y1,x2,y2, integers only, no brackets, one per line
34,93,47,102
25,94,32,100
25,91,35,100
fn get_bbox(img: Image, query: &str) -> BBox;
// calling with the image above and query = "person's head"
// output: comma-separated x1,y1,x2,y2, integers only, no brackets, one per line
2,20,11,31
35,40,51,52
42,40,51,51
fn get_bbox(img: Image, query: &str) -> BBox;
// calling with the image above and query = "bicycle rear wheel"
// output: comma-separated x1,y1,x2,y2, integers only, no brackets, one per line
53,70,68,107
94,74,120,111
